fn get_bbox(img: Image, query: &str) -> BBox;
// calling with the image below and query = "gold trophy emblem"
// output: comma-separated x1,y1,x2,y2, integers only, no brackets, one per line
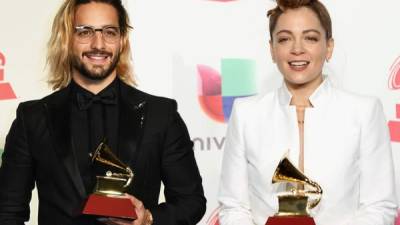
91,142,134,195
266,156,322,225
82,142,137,219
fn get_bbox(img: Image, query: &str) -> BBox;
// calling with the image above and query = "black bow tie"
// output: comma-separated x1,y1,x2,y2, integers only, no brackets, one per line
76,89,117,110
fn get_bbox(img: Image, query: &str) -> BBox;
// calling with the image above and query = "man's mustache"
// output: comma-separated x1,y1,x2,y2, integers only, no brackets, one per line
82,50,113,57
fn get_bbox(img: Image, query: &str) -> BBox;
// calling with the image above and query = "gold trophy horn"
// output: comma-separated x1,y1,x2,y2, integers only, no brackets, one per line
83,141,137,219
91,142,134,195
272,156,322,216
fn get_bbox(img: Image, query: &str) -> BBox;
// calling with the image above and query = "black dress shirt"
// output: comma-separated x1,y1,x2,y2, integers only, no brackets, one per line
70,78,119,193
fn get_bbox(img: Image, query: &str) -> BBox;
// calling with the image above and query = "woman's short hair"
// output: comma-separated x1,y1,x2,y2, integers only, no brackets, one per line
267,0,332,40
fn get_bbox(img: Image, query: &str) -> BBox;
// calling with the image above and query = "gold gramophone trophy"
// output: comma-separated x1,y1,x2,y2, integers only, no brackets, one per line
82,141,137,219
265,156,322,225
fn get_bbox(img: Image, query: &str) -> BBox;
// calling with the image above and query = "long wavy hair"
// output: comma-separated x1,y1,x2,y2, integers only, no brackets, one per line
47,0,135,90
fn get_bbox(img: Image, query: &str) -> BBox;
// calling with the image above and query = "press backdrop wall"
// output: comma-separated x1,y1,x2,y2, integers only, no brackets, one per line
0,1,399,224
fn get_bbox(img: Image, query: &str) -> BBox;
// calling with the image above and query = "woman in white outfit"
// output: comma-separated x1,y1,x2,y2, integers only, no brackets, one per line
218,0,398,225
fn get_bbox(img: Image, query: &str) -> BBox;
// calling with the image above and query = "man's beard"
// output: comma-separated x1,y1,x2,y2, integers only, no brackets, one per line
72,50,120,81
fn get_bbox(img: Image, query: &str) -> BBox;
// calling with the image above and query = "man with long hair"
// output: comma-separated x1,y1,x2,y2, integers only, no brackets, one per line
0,1,206,225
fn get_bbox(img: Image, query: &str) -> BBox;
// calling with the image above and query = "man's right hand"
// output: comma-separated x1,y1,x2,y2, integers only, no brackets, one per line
99,194,153,225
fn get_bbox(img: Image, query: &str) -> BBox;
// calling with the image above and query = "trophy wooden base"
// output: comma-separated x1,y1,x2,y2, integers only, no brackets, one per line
82,194,137,219
266,216,316,225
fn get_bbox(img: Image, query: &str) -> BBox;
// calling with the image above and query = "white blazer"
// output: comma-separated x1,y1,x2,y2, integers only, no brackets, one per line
218,79,398,225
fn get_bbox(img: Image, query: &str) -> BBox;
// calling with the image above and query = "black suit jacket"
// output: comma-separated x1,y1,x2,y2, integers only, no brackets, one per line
0,81,206,225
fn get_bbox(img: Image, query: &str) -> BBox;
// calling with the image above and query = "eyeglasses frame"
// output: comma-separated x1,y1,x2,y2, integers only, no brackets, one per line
74,25,121,44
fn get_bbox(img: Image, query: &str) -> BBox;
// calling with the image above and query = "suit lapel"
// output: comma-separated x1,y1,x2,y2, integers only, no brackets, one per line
118,81,147,171
44,86,86,198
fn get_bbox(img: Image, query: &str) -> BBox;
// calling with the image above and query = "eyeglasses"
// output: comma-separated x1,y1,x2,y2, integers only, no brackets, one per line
74,25,121,44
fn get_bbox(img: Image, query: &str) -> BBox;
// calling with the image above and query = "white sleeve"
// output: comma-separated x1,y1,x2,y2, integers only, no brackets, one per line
218,100,255,225
349,98,398,225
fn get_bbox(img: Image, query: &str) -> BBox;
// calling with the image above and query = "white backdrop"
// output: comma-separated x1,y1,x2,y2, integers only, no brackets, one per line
0,1,399,225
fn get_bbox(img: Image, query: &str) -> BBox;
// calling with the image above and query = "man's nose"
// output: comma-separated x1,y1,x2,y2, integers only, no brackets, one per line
90,31,106,49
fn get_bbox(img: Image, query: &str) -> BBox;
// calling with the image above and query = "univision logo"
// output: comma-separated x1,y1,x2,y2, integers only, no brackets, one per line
197,58,257,123
388,56,400,142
